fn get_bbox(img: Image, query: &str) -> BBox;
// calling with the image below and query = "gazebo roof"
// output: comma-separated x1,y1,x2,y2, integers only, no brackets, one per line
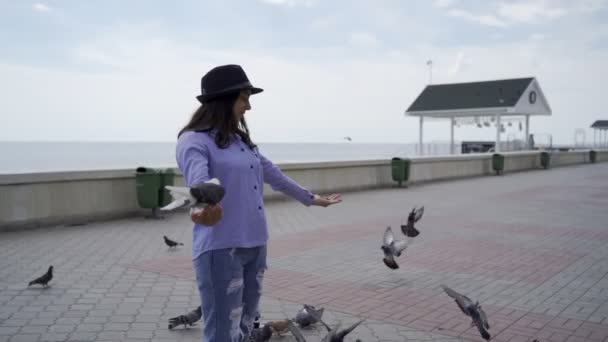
406,77,551,118
591,120,608,129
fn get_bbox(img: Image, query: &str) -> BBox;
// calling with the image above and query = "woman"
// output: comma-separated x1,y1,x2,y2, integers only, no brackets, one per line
176,64,341,342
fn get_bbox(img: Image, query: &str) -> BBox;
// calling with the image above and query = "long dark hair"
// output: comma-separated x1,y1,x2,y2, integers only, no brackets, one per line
178,93,256,149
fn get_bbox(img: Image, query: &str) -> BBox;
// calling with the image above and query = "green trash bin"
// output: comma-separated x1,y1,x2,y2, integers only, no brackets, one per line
492,153,504,175
158,168,176,207
391,157,410,187
540,151,551,169
135,167,162,209
590,150,597,164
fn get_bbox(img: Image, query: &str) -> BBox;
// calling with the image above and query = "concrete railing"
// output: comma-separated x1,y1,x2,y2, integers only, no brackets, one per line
1,150,607,230
549,150,590,166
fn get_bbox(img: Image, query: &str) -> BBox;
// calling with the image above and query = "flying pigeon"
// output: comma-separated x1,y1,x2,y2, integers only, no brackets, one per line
294,304,324,328
28,266,53,287
400,206,424,238
164,235,184,248
168,306,202,329
381,226,410,270
160,178,225,211
441,285,490,341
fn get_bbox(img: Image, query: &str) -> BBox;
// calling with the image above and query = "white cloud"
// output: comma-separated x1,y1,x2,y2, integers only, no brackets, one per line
32,3,51,12
259,0,317,7
447,9,507,27
439,0,607,27
497,1,567,23
349,32,381,49
433,0,455,8
447,51,472,78
1,18,608,144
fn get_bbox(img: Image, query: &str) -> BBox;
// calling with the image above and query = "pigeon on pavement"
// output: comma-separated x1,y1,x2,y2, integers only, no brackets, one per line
164,235,184,248
294,304,324,328
167,306,202,329
307,309,365,342
28,266,53,287
249,324,273,342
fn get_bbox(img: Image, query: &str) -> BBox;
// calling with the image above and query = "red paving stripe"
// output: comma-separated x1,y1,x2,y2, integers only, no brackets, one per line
127,258,595,341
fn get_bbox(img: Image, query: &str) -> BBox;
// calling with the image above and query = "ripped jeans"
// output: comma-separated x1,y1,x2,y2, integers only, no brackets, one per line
194,245,267,342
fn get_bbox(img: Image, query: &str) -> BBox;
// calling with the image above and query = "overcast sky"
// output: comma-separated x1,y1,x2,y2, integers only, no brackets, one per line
1,0,607,144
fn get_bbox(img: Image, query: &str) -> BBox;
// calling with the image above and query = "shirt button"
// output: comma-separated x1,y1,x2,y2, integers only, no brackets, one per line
254,185,257,190
250,165,254,169
258,206,262,210
241,148,245,152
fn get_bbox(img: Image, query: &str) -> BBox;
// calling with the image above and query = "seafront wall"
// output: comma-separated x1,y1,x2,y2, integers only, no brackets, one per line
1,150,607,230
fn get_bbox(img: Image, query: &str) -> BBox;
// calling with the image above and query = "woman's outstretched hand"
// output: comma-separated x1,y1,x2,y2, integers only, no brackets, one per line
312,194,342,207
191,205,224,226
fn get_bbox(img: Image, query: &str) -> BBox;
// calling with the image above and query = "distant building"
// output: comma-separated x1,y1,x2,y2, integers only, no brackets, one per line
405,77,552,154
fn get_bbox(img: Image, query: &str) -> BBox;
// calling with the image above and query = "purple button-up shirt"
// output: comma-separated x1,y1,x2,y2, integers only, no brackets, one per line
176,130,315,259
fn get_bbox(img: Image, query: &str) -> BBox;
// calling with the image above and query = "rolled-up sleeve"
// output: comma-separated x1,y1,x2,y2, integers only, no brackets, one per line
260,152,314,206
176,133,211,187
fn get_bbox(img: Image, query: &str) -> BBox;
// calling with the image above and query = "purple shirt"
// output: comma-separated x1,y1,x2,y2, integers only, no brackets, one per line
176,130,315,259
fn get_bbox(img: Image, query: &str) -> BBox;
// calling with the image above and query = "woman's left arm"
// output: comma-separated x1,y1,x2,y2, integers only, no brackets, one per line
259,153,341,207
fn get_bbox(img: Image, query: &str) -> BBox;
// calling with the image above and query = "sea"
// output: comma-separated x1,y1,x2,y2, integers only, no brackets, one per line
0,141,455,174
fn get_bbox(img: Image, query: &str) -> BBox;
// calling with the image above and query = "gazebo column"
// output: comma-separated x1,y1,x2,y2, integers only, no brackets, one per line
450,117,455,154
593,129,596,148
525,114,530,149
495,114,501,152
419,116,424,155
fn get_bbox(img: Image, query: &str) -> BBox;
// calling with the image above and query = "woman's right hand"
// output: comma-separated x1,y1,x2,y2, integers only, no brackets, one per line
191,205,224,226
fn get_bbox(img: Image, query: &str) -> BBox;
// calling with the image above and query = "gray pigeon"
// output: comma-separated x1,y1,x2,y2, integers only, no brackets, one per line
249,324,273,342
28,266,53,287
160,178,225,211
441,285,490,341
306,310,365,342
287,319,307,342
381,226,410,270
320,320,366,342
167,306,202,329
400,206,424,238
294,304,324,328
164,235,184,248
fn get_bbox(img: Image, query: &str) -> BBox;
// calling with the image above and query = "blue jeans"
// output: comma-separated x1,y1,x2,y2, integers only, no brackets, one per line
194,246,267,342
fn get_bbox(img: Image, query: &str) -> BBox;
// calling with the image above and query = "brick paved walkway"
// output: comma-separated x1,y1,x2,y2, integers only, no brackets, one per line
1,163,608,341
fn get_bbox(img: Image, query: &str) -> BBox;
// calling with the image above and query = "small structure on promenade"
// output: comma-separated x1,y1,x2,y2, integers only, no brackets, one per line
591,120,608,148
405,77,552,154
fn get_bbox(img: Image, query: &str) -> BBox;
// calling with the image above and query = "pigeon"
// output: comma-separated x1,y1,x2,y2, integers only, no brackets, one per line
164,235,184,248
306,309,365,342
249,324,273,342
168,306,202,329
160,178,225,211
287,319,307,342
400,206,424,238
267,319,291,336
381,226,410,270
28,266,53,287
441,285,490,341
319,320,366,342
294,304,324,328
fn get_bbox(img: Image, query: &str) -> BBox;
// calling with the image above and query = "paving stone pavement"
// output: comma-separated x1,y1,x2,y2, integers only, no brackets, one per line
2,163,608,342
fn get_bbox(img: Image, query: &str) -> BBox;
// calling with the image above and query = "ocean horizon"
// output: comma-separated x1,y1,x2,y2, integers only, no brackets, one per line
0,140,456,174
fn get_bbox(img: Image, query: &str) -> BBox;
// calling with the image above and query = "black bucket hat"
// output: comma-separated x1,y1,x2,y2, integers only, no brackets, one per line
196,64,263,103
